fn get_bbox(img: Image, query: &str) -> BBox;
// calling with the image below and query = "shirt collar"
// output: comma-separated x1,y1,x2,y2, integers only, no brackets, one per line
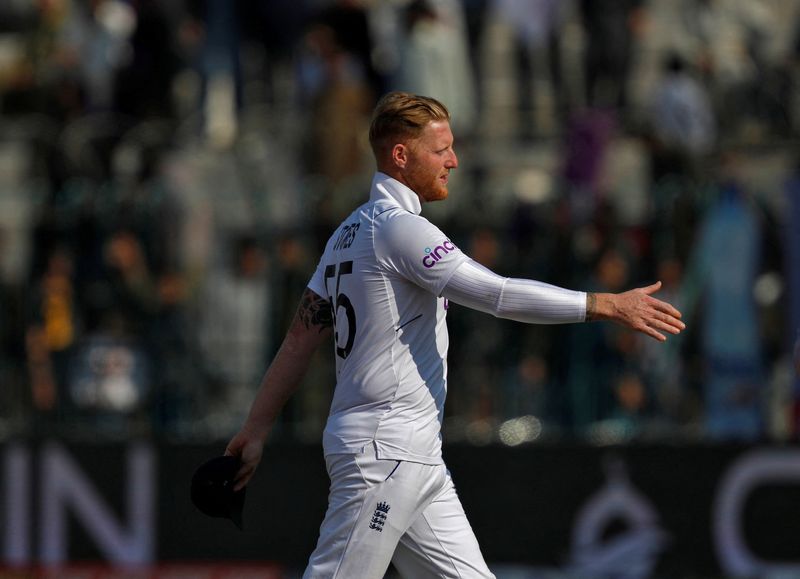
369,172,422,215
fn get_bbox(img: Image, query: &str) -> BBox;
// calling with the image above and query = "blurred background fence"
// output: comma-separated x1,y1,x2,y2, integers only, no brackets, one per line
1,0,800,576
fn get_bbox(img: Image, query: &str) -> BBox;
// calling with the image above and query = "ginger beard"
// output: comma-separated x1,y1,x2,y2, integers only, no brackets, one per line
400,121,457,203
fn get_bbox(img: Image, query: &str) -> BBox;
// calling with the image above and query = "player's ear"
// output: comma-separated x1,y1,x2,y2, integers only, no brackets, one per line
391,143,408,169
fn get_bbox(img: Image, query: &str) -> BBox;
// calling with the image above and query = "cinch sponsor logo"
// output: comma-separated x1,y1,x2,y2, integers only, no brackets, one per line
422,240,456,268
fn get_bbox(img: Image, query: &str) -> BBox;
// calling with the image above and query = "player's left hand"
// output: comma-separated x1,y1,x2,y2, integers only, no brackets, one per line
225,428,266,491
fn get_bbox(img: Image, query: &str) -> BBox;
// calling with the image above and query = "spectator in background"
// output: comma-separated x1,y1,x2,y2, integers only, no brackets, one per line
298,2,375,193
78,0,136,113
198,0,242,149
396,0,478,136
679,170,765,440
560,108,616,227
102,228,158,336
678,0,775,139
314,0,384,98
578,0,646,112
25,245,79,420
493,0,572,137
646,52,716,184
199,234,272,434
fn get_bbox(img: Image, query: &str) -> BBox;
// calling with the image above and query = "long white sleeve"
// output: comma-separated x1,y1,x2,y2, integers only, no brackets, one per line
441,258,587,324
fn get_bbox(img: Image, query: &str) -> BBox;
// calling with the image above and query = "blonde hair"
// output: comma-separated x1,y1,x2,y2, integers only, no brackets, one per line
368,92,450,158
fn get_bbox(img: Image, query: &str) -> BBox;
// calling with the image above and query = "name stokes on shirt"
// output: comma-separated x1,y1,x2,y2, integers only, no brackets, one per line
333,222,360,251
325,221,359,359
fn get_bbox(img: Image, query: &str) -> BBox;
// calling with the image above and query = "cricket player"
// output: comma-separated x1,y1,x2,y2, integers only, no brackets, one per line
225,92,685,578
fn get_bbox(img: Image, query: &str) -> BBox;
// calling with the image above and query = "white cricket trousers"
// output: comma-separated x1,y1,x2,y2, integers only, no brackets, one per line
303,442,495,579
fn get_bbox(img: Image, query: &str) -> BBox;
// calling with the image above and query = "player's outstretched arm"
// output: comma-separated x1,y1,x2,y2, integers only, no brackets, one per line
586,281,685,342
225,288,333,490
442,260,683,341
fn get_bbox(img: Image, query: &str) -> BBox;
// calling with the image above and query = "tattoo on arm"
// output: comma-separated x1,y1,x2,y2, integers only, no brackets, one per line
298,289,333,332
586,293,597,321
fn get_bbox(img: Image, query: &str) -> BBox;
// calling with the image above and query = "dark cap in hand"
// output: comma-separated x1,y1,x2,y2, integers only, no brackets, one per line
190,455,246,530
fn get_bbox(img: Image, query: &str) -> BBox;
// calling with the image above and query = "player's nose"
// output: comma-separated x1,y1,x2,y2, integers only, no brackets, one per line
447,150,458,169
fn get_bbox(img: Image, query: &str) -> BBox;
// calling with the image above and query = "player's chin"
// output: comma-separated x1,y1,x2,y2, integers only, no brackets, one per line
422,186,448,202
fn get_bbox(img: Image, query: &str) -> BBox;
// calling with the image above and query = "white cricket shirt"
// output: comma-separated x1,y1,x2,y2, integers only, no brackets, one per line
308,173,468,464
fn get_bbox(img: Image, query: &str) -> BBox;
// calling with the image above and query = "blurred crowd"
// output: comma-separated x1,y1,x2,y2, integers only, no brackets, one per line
0,0,799,444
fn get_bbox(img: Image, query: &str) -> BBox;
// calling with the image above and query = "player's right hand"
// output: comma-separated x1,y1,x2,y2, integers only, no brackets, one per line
590,281,685,342
611,281,685,342
225,429,265,491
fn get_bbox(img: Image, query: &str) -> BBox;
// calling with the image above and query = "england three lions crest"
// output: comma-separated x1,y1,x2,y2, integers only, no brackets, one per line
369,501,390,532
